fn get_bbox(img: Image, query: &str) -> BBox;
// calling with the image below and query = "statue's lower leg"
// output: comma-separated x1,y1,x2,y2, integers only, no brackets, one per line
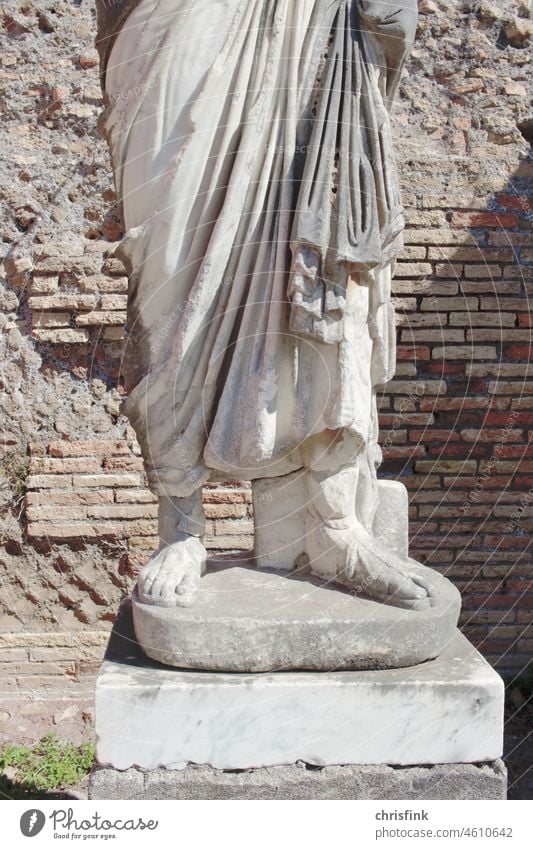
137,490,207,607
304,458,432,610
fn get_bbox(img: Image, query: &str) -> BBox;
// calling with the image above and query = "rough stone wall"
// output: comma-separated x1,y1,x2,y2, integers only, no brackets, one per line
388,0,533,675
0,0,532,732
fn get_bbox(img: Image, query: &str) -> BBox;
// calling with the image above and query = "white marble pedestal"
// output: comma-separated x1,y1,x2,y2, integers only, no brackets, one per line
90,601,505,799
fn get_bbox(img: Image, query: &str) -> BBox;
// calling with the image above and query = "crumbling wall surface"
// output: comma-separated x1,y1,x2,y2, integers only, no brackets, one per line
0,0,532,739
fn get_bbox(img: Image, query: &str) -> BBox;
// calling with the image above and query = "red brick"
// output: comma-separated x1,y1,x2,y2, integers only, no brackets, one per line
382,380,445,396
485,412,533,426
498,194,531,211
489,233,531,246
488,381,533,394
395,262,433,277
427,443,489,458
87,504,158,520
393,280,458,296
113,519,157,536
29,457,102,474
464,265,503,280
451,212,519,228
449,80,484,95
484,445,533,458
505,345,532,359
450,312,515,327
428,247,514,262
205,535,253,550
381,446,425,459
466,364,526,377
460,281,521,295
48,440,130,457
409,430,460,442
397,313,446,327
204,504,248,519
8,661,77,676
503,266,533,280
25,490,114,506
380,414,434,426
203,490,249,504
76,311,127,326
128,536,158,550
71,473,141,488
404,229,475,246
480,297,527,311
213,519,253,536
28,294,97,310
461,428,523,442
27,474,73,490
424,363,465,376
467,329,531,342
432,345,497,360
114,489,157,504
27,522,124,539
102,457,144,472
420,398,490,412
415,460,478,473
27,506,88,521
32,329,89,344
483,537,533,552
396,346,430,361
420,297,478,312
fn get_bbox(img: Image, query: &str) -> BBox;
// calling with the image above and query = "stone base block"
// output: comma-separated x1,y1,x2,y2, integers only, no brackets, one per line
95,603,504,772
89,760,507,800
132,556,461,671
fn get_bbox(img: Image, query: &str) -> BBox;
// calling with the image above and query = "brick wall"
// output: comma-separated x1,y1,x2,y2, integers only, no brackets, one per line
25,439,253,562
1,1,532,733
381,153,532,673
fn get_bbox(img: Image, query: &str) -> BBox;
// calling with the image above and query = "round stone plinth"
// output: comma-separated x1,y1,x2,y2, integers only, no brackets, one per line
132,557,461,672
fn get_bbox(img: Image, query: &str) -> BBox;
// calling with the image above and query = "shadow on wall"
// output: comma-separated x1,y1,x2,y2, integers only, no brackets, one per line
379,139,532,676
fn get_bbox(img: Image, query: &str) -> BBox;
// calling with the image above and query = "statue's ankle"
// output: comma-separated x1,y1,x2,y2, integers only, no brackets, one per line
157,492,205,542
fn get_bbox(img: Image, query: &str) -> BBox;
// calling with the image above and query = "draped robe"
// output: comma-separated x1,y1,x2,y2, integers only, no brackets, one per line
96,0,418,501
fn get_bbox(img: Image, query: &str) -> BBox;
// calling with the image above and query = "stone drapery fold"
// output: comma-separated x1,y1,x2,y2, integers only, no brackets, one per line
99,0,416,496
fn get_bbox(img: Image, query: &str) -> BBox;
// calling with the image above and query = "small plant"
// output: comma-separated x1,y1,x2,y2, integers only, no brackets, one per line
0,733,94,799
0,451,29,504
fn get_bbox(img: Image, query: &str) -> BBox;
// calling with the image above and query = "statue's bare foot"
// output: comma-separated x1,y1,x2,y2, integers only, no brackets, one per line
307,522,433,610
137,533,207,608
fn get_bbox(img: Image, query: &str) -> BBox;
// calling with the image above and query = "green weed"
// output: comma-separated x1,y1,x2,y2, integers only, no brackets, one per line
0,733,94,799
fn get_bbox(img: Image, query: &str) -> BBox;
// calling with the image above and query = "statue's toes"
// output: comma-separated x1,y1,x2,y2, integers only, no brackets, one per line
388,592,432,611
137,563,160,602
158,576,187,607
376,570,432,610
141,567,199,608
358,545,432,609
142,569,171,604
175,567,201,607
406,572,436,608
138,554,203,607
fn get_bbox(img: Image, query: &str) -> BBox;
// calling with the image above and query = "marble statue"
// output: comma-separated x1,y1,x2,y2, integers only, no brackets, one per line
95,0,434,616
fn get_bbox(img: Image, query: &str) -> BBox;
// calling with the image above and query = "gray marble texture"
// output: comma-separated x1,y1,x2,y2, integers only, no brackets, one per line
132,556,461,671
95,607,504,772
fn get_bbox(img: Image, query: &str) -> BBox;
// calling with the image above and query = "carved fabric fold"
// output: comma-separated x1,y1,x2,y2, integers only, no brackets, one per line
288,0,410,343
101,0,410,496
